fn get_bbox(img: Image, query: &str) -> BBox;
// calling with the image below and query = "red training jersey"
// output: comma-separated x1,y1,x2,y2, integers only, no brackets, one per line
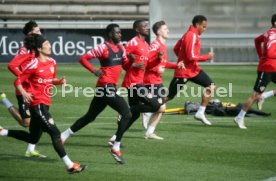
79,41,130,86
14,57,57,107
122,35,149,88
144,38,177,85
173,25,209,78
255,27,276,72
8,46,35,95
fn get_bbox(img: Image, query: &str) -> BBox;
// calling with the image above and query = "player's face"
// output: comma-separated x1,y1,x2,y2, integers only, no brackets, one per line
30,26,42,35
40,40,51,56
111,27,122,44
158,24,169,39
138,21,149,36
196,21,207,35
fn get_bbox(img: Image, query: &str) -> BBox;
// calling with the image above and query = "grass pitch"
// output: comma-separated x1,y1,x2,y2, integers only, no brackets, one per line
0,64,275,181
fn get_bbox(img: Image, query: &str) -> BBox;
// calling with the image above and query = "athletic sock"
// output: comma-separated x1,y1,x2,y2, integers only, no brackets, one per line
61,128,74,141
146,125,155,136
2,98,13,109
0,128,8,136
112,141,120,151
26,143,36,152
62,155,74,168
237,110,246,119
262,90,274,99
197,106,206,114
110,135,116,142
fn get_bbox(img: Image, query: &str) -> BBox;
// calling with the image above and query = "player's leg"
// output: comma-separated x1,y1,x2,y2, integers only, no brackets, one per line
166,78,187,102
0,93,25,127
235,72,270,129
257,72,276,110
106,87,132,164
32,104,86,173
16,95,31,127
61,95,107,143
189,70,215,126
145,84,166,140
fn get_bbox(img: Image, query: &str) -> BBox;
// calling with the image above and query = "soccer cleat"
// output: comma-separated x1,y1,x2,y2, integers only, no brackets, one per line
194,112,212,126
110,148,125,164
25,150,47,158
67,162,87,174
145,133,164,140
256,97,265,110
142,113,151,129
234,116,247,129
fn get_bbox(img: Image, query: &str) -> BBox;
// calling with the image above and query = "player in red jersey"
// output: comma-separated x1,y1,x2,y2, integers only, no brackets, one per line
235,14,276,129
166,15,215,126
0,34,86,173
142,21,184,140
1,20,42,128
60,24,132,164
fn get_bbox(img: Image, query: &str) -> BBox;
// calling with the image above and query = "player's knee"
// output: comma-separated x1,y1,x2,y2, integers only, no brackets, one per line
158,104,166,112
22,118,30,127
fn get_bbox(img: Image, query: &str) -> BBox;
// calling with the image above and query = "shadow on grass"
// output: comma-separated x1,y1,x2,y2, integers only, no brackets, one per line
0,153,58,163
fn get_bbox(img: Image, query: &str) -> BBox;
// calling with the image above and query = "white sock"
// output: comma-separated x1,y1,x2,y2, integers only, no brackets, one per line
110,135,116,142
262,90,274,99
112,141,120,151
26,143,36,152
2,98,13,109
197,106,206,114
146,125,155,136
62,155,74,168
0,129,8,136
237,110,246,119
61,128,74,141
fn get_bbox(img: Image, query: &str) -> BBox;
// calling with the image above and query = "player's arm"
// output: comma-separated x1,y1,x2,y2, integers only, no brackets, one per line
14,65,35,103
121,45,133,70
79,45,105,77
185,32,210,62
254,34,264,59
8,53,30,76
173,37,182,56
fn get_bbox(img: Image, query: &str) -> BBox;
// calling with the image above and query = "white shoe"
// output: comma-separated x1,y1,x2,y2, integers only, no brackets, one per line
256,97,264,110
194,112,212,126
234,116,247,129
145,133,164,140
142,113,151,130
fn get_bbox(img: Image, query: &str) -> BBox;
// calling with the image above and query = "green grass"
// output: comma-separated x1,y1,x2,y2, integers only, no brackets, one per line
0,64,276,181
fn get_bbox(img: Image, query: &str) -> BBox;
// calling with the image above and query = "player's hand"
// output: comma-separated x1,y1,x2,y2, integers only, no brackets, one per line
177,62,185,69
208,52,215,60
59,76,66,85
93,69,103,77
158,51,164,61
158,66,165,74
127,54,136,62
22,91,33,104
132,62,144,69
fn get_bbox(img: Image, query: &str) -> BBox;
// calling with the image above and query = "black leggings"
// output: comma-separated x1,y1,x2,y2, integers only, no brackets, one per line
124,84,163,131
8,104,66,158
70,85,131,142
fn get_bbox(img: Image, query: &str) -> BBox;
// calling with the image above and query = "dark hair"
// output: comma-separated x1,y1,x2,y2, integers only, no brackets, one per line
192,15,207,26
22,20,38,35
271,14,276,26
133,19,147,30
24,34,47,56
106,23,120,36
152,21,166,35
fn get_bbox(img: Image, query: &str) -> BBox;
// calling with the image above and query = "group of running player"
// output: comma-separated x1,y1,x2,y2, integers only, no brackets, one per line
1,13,276,173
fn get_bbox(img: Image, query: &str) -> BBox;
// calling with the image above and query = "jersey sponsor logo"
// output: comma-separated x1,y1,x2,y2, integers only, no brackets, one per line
39,70,44,73
38,78,53,83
